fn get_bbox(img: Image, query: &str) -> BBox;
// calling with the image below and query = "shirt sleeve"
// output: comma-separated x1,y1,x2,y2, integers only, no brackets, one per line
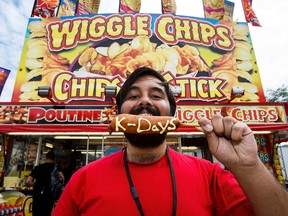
29,165,39,178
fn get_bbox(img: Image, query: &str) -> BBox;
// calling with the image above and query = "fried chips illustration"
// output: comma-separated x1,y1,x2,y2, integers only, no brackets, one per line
77,36,209,78
19,17,70,102
211,21,260,102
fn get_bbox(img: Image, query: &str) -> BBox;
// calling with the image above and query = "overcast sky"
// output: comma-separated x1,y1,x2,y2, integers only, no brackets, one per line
0,0,287,102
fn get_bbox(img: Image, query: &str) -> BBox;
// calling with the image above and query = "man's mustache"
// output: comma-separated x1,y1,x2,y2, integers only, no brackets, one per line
130,105,160,116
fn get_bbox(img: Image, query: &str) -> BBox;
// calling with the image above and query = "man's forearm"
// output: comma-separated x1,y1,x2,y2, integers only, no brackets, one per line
231,160,288,215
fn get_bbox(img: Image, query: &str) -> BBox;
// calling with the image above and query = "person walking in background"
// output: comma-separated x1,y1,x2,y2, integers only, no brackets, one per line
26,151,64,216
53,67,288,215
62,145,77,185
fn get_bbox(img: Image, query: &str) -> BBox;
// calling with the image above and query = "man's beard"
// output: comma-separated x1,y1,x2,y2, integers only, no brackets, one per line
124,105,167,148
125,133,167,148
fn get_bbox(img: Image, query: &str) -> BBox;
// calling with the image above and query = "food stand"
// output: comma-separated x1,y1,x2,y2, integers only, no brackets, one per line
0,0,287,215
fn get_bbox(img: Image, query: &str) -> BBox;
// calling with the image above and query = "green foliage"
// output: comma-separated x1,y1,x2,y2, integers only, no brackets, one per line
265,84,288,102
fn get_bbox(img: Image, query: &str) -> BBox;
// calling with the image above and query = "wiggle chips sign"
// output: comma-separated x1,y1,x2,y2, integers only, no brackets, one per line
13,13,265,104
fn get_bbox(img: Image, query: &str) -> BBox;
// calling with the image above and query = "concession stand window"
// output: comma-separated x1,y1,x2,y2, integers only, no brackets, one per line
1,133,218,181
52,135,183,166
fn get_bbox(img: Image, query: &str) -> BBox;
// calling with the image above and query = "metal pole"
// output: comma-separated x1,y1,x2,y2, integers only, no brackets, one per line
279,143,288,180
101,136,105,158
86,136,90,165
35,136,42,166
178,136,182,154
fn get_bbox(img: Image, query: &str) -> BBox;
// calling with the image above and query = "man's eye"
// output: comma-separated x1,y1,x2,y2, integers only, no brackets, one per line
127,95,139,100
151,94,162,99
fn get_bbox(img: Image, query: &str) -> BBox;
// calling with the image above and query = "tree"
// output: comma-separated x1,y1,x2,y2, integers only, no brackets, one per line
265,84,288,102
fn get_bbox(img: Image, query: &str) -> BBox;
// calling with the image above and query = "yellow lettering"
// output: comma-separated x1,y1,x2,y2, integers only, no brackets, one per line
124,16,136,36
157,120,170,134
191,21,200,42
47,14,234,52
95,79,120,97
79,19,89,40
189,79,197,97
151,125,161,132
48,20,81,50
200,23,215,45
175,19,192,40
115,116,126,132
52,72,122,102
167,119,177,131
198,79,208,98
53,73,72,101
215,27,233,49
137,118,151,133
107,16,123,37
156,16,175,43
89,17,106,39
175,79,189,98
209,80,224,98
136,16,150,36
48,15,152,51
71,78,86,97
87,79,96,97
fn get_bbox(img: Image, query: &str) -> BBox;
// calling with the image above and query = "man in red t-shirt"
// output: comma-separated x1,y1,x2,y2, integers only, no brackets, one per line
53,67,288,216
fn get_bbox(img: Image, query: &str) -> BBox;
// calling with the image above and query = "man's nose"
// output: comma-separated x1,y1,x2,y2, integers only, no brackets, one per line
138,96,152,107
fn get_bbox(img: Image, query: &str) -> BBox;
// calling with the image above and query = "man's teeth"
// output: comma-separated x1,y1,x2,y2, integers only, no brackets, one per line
139,113,153,116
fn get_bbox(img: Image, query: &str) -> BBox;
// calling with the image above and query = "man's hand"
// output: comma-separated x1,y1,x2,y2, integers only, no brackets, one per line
198,115,260,170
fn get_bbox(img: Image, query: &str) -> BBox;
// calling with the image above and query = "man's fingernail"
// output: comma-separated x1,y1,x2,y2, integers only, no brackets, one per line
205,124,213,131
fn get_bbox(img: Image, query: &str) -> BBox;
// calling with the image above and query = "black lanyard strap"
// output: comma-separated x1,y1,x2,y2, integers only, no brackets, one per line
167,147,177,216
123,147,177,216
124,148,144,216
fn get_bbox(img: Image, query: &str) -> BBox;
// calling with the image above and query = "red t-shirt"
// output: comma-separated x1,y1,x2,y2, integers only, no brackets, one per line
53,148,254,216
